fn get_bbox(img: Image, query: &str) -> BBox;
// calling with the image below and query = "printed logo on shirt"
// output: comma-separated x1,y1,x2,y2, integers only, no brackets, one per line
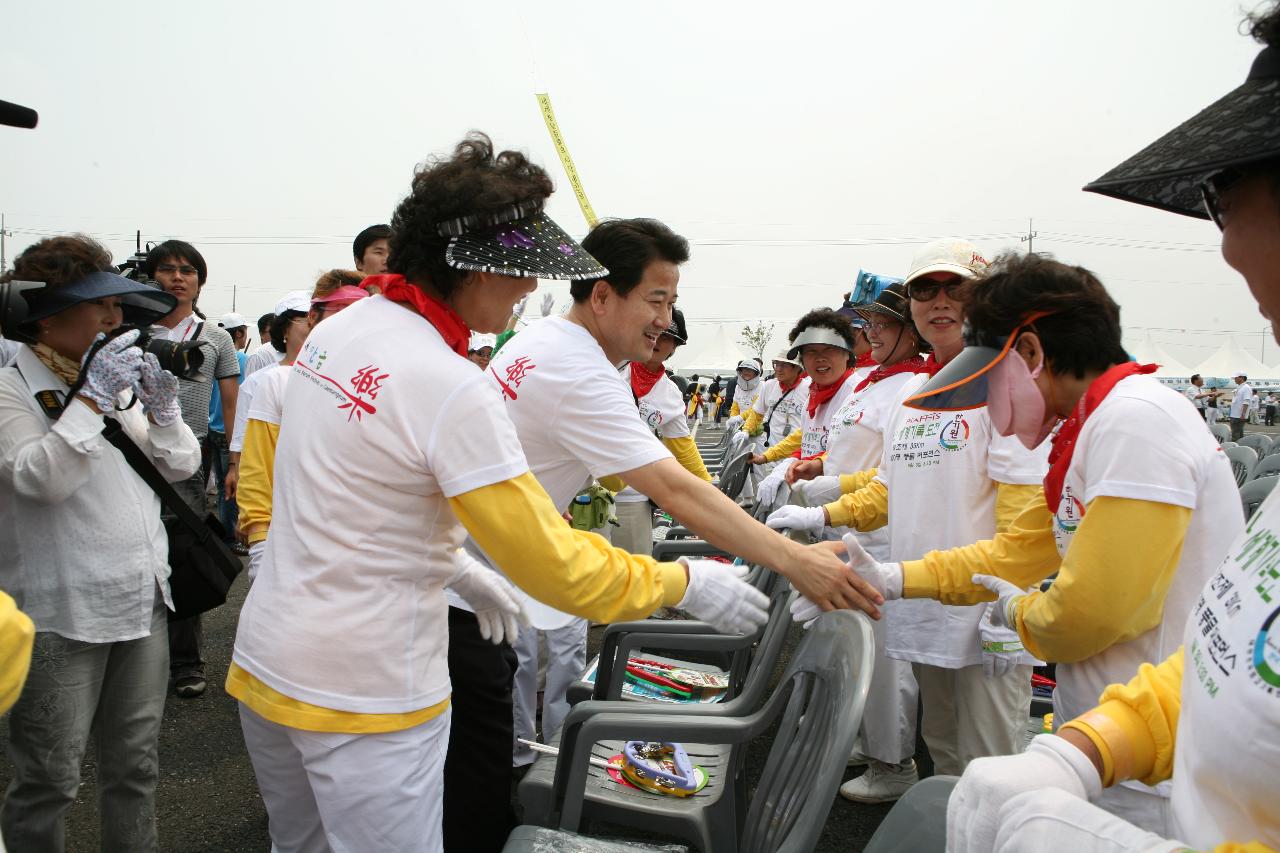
887,410,945,469
295,350,389,422
1251,606,1280,693
492,356,536,401
1052,487,1085,554
638,400,664,435
801,426,830,458
938,414,971,452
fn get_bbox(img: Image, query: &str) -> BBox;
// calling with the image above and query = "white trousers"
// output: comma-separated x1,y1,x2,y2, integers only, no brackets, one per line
511,620,587,765
987,788,1184,853
863,614,919,765
239,704,450,853
913,662,1031,776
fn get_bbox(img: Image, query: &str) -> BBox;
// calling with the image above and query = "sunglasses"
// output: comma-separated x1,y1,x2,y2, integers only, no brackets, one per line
156,264,199,276
1199,168,1245,230
908,277,967,302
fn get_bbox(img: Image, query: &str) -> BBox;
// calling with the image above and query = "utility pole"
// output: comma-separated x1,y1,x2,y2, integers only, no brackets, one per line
0,214,10,274
232,284,237,313
1020,217,1037,254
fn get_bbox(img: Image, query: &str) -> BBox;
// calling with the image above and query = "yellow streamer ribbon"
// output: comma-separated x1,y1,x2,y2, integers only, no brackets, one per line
536,93,598,228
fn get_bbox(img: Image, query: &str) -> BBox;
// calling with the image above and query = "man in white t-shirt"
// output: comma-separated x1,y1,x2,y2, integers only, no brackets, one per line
1182,374,1206,419
1229,370,1253,440
484,217,881,758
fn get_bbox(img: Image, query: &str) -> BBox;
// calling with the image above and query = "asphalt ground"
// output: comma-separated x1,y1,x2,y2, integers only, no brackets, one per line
0,571,915,852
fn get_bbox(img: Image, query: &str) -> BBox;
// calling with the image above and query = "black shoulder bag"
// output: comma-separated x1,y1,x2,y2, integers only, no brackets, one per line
763,384,799,444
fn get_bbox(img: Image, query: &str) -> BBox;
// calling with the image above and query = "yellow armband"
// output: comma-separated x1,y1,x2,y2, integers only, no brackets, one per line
742,409,763,435
0,592,34,715
729,402,741,417
450,472,688,624
237,418,280,544
598,475,626,493
995,482,1043,533
824,478,888,531
763,429,802,462
662,436,711,481
838,468,877,494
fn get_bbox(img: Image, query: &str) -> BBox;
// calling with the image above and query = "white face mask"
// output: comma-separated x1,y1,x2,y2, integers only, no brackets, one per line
737,372,761,392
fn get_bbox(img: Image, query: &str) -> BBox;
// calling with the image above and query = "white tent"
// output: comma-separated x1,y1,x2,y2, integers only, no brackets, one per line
669,323,755,376
1194,337,1274,382
1124,333,1193,381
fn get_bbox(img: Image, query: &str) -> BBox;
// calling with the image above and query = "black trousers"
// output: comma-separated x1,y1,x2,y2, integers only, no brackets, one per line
443,607,519,853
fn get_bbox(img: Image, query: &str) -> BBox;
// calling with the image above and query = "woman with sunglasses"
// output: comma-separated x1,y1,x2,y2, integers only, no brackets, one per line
784,239,1050,800
943,7,1280,851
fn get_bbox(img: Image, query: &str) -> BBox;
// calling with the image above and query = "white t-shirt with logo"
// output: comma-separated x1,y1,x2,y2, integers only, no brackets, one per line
731,377,760,415
880,373,1050,668
245,363,291,426
229,368,269,453
1048,375,1241,727
751,376,810,447
616,364,691,504
1231,382,1254,418
1169,488,1280,849
798,376,860,459
464,316,672,629
232,296,530,713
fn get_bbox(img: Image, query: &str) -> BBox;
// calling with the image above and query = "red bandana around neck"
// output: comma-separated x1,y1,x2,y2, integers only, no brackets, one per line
854,351,877,369
1044,362,1157,512
779,374,804,393
921,353,945,376
854,356,927,393
629,361,665,400
806,367,855,418
372,274,472,357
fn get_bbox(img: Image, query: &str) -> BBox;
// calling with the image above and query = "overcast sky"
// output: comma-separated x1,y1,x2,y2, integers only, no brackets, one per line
1,0,1271,367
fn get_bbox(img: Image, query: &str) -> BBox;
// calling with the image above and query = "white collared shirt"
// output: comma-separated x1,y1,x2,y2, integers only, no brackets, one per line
0,346,202,643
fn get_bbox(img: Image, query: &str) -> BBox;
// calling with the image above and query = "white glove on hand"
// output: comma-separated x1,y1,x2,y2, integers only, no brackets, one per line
78,331,144,411
765,504,825,536
677,559,770,634
756,458,793,508
447,553,529,645
980,603,1026,678
947,734,1103,853
135,352,181,426
841,532,903,600
725,415,744,432
972,573,1027,630
992,788,1187,853
790,594,822,626
247,540,267,582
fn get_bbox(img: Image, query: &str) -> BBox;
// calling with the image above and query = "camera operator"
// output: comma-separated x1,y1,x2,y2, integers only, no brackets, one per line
0,235,201,851
145,239,242,699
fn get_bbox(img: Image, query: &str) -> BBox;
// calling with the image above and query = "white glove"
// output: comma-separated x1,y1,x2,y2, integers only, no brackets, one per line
755,458,793,507
973,573,1027,630
676,559,770,634
980,603,1027,678
539,292,556,317
78,331,144,411
247,540,267,582
765,504,825,536
947,734,1103,853
992,788,1186,853
447,552,529,644
790,594,822,626
135,352,181,426
725,415,744,432
841,532,903,600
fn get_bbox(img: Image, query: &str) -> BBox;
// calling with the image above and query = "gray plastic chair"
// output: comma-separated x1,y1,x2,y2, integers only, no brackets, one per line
1225,445,1259,486
1241,477,1277,521
1250,452,1280,481
1267,441,1280,458
861,775,958,853
1239,433,1273,456
715,451,753,502
513,611,874,853
1209,422,1230,445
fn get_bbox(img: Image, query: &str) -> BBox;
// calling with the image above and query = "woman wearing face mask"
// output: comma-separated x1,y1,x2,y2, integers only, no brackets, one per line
786,239,1049,802
724,358,763,430
749,309,862,509
823,252,1241,830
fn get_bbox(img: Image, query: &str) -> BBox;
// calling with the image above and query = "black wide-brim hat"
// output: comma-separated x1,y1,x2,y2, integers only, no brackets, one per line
440,200,608,280
854,282,911,324
1083,46,1280,217
19,271,177,326
663,307,688,345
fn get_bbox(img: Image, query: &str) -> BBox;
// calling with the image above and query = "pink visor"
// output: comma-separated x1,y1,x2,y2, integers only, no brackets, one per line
311,285,368,307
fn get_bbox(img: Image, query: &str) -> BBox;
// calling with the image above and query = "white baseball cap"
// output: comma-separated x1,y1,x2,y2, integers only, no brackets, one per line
1234,369,1249,378
904,238,990,286
470,333,496,351
217,312,248,330
273,290,312,315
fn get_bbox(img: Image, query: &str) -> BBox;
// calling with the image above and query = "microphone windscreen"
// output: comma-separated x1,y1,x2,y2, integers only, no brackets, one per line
0,100,38,129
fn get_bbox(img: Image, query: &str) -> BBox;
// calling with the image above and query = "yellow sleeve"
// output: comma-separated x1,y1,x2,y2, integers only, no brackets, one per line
730,402,741,417
838,468,877,494
901,495,1191,664
598,475,625,493
1202,844,1278,853
237,418,280,544
742,409,763,434
662,435,712,481
763,429,802,462
1060,647,1183,787
449,472,689,623
0,592,34,715
995,482,1043,533
824,479,889,531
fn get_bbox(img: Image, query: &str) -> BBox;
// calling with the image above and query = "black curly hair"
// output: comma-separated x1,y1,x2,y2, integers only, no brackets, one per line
788,307,857,349
1247,2,1280,45
388,132,554,298
965,252,1129,379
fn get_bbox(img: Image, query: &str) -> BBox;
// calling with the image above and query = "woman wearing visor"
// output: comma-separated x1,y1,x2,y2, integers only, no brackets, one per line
740,349,808,447
787,239,1049,794
749,309,863,509
0,235,200,851
944,8,1280,850
226,135,769,853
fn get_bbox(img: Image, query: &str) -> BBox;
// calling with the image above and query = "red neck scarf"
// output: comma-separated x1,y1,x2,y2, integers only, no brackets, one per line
1044,362,1157,512
854,351,876,369
854,356,927,393
807,367,855,418
629,362,665,400
921,353,945,376
371,275,471,357
779,374,804,393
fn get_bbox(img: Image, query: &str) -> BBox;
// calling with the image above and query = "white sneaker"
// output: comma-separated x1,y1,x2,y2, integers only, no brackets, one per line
839,759,919,804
